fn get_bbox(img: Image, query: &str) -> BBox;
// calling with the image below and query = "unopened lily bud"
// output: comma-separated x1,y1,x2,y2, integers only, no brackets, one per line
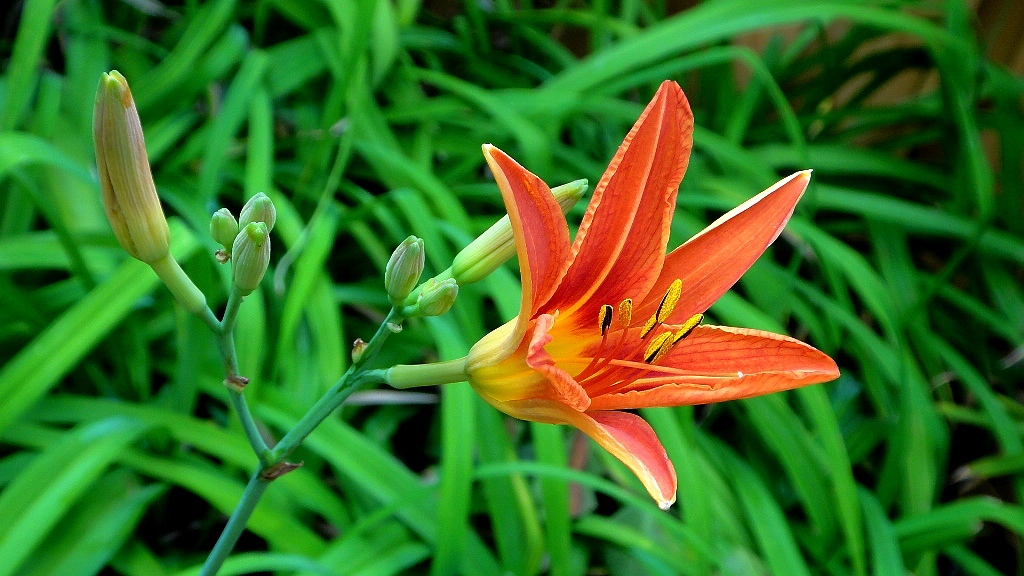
385,236,424,305
232,222,271,296
239,192,277,232
416,278,458,317
210,208,239,250
93,70,169,263
452,179,587,285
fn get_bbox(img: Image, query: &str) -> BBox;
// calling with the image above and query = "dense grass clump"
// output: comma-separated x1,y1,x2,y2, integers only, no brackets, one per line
1,1,1022,574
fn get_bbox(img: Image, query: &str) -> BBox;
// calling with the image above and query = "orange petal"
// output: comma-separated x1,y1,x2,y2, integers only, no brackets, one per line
483,145,571,325
526,314,591,411
588,325,839,410
501,399,677,508
638,171,811,325
566,410,677,509
543,81,693,322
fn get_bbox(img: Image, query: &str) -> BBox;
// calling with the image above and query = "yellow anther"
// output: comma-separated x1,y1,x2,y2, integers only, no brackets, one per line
618,299,633,327
672,313,704,344
598,304,614,335
656,279,683,323
644,332,674,364
639,315,658,339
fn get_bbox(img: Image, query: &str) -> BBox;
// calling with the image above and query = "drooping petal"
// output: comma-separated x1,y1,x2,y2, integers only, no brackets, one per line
566,410,677,509
542,81,693,321
499,399,677,509
588,325,839,410
637,171,811,325
483,145,571,346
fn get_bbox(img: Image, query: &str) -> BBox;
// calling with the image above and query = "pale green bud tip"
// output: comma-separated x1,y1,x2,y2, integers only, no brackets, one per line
451,179,588,286
239,192,277,232
416,278,458,317
232,222,271,295
552,179,588,212
385,235,425,304
210,208,239,250
94,70,169,264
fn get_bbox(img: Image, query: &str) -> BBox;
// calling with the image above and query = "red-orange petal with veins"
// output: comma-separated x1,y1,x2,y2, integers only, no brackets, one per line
542,81,692,320
564,410,677,509
637,171,811,325
588,325,839,410
483,145,571,325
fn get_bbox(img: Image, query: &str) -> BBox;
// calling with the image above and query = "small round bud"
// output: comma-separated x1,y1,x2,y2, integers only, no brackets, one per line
239,192,277,232
232,222,271,296
210,208,239,250
416,278,458,317
385,236,424,305
93,70,170,263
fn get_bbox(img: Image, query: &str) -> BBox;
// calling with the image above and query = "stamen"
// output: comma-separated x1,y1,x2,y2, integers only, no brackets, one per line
672,313,704,343
618,299,633,327
639,315,658,338
643,332,673,363
656,279,683,323
598,304,614,336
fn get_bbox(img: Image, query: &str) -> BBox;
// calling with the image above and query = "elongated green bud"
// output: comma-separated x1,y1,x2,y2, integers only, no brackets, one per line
451,179,587,285
232,222,270,296
210,208,239,250
385,236,424,305
416,277,458,317
239,192,276,232
93,70,169,264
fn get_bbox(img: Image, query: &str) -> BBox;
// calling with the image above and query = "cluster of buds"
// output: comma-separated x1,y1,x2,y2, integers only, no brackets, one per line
384,235,458,318
95,70,277,305
97,69,586,325
210,193,277,296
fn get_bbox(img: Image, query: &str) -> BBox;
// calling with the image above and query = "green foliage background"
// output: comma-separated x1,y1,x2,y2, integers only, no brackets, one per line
1,0,1023,574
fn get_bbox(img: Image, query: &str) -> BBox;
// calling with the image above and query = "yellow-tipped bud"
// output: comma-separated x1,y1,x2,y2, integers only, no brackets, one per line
239,192,276,232
210,208,239,250
232,222,271,296
93,70,169,263
385,236,424,305
416,277,458,317
451,179,587,285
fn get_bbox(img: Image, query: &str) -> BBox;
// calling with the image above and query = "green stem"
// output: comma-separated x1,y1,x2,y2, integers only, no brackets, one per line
200,306,406,575
218,289,269,457
229,389,270,463
221,287,244,336
199,471,270,576
386,358,468,388
272,308,402,460
150,255,208,314
272,368,386,461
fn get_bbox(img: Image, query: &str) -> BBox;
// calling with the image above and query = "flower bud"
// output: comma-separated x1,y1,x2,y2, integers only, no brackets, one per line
93,70,169,264
416,278,458,317
239,192,276,232
452,179,587,285
385,236,424,305
210,208,239,250
232,222,271,296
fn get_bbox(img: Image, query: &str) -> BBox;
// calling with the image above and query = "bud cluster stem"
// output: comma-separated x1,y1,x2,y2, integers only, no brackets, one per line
199,306,401,576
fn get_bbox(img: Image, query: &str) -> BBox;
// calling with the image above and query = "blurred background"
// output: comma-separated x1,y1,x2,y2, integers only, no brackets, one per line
1,0,1023,574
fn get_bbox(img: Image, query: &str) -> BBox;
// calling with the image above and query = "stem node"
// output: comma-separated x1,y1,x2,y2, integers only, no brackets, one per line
224,375,250,392
260,460,303,481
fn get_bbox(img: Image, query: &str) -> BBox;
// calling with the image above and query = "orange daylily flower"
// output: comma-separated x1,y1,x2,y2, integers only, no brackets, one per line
465,80,840,509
